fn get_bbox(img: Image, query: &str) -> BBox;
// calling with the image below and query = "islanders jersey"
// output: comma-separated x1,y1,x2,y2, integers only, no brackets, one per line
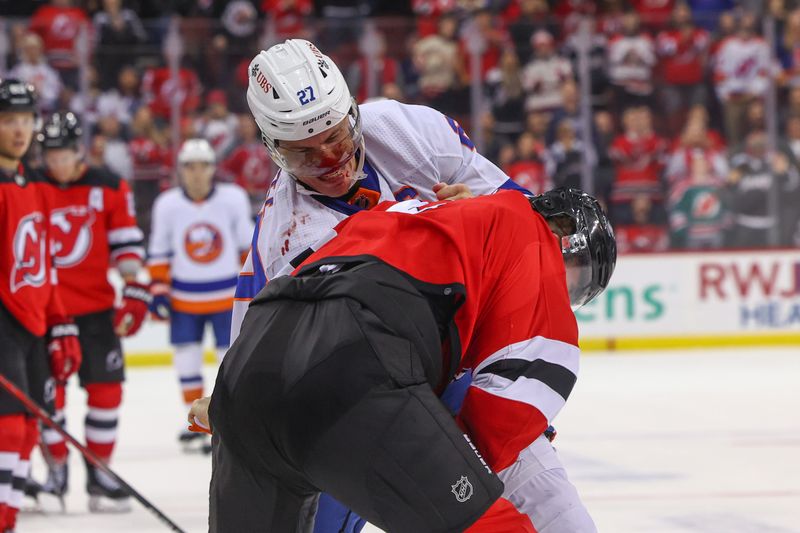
148,183,253,315
233,99,527,338
297,191,578,474
0,164,66,336
47,167,144,316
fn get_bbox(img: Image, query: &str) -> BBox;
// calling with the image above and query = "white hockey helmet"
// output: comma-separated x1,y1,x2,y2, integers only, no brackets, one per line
178,138,216,165
246,39,364,183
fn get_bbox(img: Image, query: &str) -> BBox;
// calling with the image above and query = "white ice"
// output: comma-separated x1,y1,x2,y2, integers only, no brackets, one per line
19,347,800,532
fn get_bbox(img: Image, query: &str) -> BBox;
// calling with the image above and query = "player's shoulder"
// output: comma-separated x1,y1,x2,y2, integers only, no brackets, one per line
362,99,444,129
79,166,124,190
153,187,183,208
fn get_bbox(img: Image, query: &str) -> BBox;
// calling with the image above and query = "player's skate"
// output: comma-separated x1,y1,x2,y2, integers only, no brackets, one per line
179,428,211,454
24,463,67,513
86,463,131,513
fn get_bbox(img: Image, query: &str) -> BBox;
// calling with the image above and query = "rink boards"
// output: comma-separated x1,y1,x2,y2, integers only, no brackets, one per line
121,249,800,366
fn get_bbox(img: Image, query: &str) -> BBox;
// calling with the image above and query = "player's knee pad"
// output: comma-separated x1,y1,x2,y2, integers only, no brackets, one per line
0,415,25,453
86,381,123,409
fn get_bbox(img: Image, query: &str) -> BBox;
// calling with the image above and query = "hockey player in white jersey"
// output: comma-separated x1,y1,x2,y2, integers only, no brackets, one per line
217,39,531,533
147,138,253,451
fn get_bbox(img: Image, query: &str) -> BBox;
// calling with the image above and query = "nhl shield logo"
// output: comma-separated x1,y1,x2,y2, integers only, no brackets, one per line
451,475,473,503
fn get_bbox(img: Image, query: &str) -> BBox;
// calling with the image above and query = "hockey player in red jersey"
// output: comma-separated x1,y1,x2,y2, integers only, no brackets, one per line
31,112,148,513
197,187,616,532
0,79,82,532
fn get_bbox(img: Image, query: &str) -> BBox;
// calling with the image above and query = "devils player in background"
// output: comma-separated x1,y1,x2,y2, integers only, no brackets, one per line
27,112,149,513
0,79,81,532
147,139,252,452
193,188,615,532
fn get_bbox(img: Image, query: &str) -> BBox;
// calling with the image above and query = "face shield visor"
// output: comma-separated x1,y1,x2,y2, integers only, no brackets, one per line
266,100,364,181
547,212,597,311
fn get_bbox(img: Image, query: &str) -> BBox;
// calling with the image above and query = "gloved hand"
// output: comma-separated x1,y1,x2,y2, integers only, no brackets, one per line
47,318,82,381
113,282,152,336
149,282,171,321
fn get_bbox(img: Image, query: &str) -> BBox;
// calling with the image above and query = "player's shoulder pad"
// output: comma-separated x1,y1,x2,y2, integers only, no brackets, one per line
80,166,124,190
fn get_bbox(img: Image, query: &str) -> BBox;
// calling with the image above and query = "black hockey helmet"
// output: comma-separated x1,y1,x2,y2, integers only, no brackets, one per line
38,111,82,150
529,187,617,309
0,78,38,114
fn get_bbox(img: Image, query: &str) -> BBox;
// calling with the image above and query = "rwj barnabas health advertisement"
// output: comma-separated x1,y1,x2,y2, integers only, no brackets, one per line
575,249,800,350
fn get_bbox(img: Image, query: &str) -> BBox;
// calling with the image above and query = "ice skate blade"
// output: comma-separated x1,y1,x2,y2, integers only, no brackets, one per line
88,494,132,514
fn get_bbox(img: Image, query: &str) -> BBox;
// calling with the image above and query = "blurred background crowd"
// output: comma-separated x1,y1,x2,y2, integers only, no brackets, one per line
2,0,800,252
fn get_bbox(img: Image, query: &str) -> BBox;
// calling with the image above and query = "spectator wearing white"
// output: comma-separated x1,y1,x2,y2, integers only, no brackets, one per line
412,14,466,99
607,11,657,110
96,65,142,127
8,32,62,112
712,12,771,144
95,111,134,180
521,30,574,113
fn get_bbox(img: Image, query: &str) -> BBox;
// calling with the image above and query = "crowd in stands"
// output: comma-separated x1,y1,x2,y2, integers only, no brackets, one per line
2,0,800,251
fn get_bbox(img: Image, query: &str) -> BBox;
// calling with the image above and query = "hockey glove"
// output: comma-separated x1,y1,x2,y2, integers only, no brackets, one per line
113,282,152,337
47,318,82,381
149,282,171,321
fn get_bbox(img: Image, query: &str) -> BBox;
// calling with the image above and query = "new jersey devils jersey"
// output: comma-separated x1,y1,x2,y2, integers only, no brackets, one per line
298,191,579,474
0,165,66,336
46,167,144,316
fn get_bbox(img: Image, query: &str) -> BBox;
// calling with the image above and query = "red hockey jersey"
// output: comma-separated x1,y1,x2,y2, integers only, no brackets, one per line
0,165,66,336
46,167,144,316
29,5,91,69
299,191,579,473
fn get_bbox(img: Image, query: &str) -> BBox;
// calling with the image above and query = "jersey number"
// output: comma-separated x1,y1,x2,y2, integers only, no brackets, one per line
297,86,316,106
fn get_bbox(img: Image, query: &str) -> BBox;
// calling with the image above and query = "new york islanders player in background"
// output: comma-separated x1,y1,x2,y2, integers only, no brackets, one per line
0,79,81,532
31,112,149,512
147,138,252,451
197,188,616,533
234,40,529,531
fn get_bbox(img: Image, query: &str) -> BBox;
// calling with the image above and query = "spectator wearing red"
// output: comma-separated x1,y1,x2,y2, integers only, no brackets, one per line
607,11,657,112
29,0,91,89
712,11,771,145
347,29,403,103
261,0,314,41
459,8,509,82
656,2,710,135
665,104,728,187
196,90,239,160
502,131,551,194
412,0,458,38
8,32,62,112
141,60,203,122
609,106,668,206
629,0,676,30
553,0,596,38
615,194,670,252
521,30,574,113
220,115,275,215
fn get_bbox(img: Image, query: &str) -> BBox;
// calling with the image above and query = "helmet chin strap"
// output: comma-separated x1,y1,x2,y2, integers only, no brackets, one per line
293,136,367,197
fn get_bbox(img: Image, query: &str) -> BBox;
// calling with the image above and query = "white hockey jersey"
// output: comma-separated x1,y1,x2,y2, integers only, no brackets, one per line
713,36,771,100
148,183,254,314
232,99,527,339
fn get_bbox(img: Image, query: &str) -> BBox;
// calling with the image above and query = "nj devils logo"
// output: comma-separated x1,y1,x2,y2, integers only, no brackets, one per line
184,223,223,263
451,475,473,503
11,212,47,292
51,206,96,268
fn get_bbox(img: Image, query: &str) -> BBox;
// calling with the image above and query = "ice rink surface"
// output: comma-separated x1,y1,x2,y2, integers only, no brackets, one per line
18,347,800,533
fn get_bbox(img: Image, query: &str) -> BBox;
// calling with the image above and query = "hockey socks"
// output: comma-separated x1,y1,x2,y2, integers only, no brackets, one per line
84,382,123,462
174,343,204,409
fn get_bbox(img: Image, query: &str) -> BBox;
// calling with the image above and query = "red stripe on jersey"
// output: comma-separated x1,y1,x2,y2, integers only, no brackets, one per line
466,497,537,533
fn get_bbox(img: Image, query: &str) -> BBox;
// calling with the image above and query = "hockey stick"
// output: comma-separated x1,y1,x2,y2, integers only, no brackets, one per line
0,372,187,533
